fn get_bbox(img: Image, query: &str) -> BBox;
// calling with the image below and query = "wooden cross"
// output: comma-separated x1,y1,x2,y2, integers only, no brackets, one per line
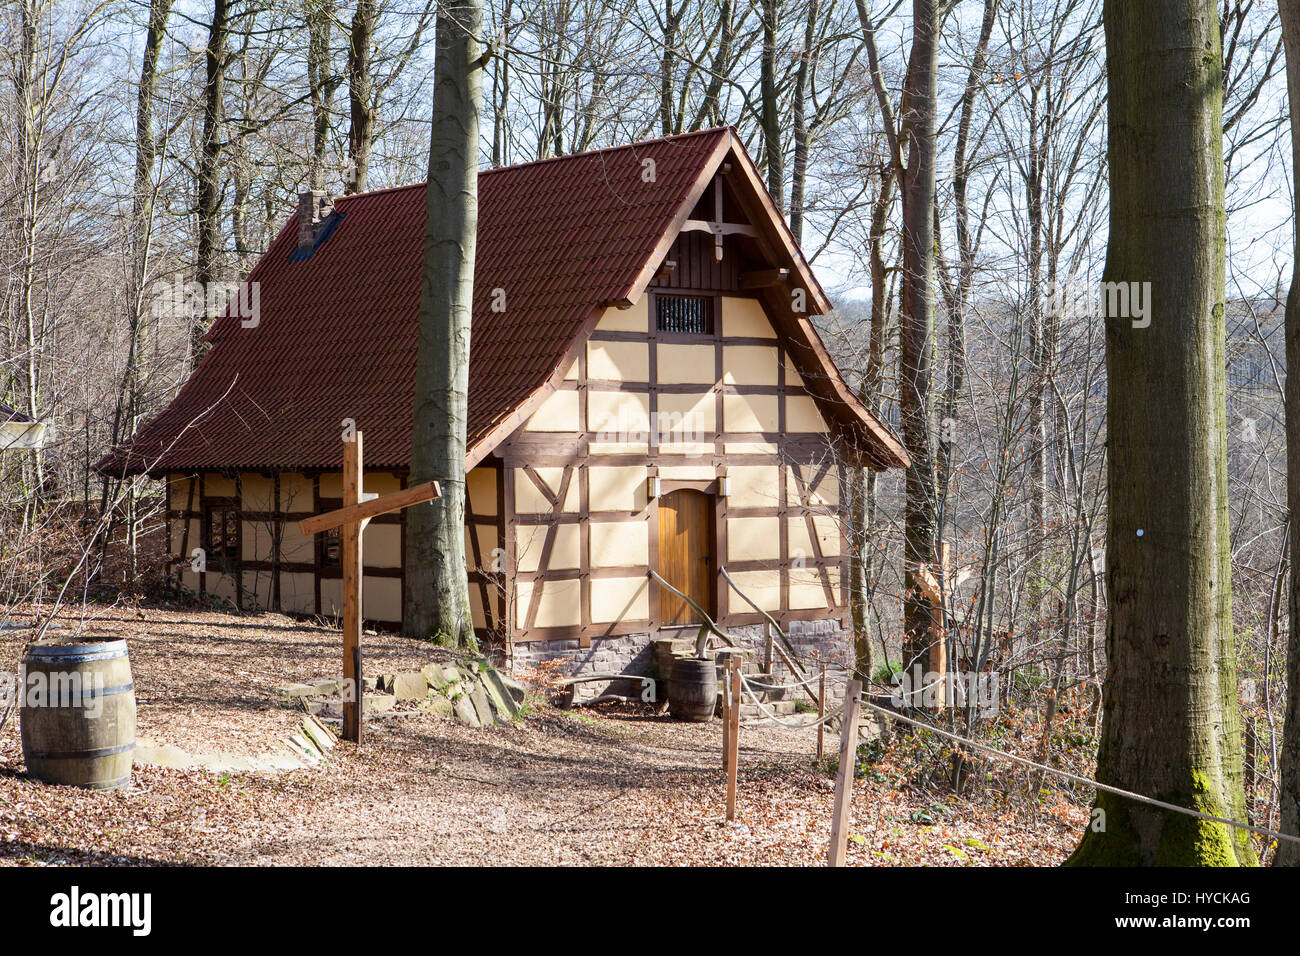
297,431,440,743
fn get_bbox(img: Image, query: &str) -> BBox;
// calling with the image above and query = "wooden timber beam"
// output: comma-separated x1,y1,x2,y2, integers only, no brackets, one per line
679,220,759,238
739,267,790,290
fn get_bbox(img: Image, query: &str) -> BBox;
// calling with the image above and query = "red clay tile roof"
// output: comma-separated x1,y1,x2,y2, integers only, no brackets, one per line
99,127,907,476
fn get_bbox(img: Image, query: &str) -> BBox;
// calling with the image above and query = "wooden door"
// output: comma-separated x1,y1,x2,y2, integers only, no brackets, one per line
657,489,714,625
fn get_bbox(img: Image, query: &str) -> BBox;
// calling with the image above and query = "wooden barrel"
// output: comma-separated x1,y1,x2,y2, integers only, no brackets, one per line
669,656,717,722
20,639,136,790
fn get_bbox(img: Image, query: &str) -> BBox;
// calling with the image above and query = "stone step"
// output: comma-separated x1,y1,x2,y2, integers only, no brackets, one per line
739,700,799,719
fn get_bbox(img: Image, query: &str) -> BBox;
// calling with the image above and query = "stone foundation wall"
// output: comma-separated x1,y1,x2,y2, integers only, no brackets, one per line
509,618,854,704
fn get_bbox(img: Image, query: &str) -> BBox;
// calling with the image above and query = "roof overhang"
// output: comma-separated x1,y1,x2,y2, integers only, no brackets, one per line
613,129,908,471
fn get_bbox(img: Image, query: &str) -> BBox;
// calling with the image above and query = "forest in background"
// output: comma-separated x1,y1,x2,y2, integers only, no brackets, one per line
2,0,1296,861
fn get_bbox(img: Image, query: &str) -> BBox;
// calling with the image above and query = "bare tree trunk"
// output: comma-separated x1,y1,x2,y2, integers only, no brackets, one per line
490,0,511,167
692,0,733,131
899,0,940,694
305,0,336,191
1025,71,1050,660
194,0,228,364
788,0,818,244
759,0,783,208
403,0,484,649
14,0,46,497
346,0,375,192
851,163,895,682
108,0,174,585
1068,0,1254,866
1276,0,1300,867
936,0,996,538
659,0,688,135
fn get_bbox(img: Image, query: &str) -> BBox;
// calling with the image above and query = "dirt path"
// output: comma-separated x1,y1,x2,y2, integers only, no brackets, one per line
0,606,1078,866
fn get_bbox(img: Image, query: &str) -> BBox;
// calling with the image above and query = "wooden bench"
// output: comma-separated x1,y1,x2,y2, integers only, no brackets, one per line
554,673,657,709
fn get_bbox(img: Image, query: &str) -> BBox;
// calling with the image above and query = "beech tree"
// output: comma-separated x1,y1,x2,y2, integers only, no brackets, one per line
1277,0,1300,867
403,0,485,648
858,0,941,698
1067,0,1254,866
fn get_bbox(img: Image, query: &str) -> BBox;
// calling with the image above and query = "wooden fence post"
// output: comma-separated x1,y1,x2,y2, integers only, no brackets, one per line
817,665,826,762
828,679,863,867
721,656,732,773
726,657,741,822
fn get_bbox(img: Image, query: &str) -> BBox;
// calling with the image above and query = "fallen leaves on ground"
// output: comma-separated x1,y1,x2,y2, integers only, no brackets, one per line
1,605,1085,866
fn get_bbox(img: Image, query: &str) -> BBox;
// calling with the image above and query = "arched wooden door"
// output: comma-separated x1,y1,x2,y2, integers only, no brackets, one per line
657,489,715,625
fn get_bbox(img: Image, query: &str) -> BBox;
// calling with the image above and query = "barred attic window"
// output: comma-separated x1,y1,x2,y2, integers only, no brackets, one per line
656,295,714,335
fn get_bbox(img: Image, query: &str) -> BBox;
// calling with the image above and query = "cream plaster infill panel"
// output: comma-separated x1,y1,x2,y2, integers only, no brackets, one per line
240,474,275,512
205,474,236,497
657,391,715,439
788,515,843,561
279,472,313,513
242,570,274,612
595,297,648,333
279,572,315,615
516,578,581,629
656,343,716,385
591,577,650,623
319,471,402,499
587,340,649,382
787,464,842,506
364,522,402,569
786,394,828,433
466,466,498,516
726,465,782,508
470,584,486,628
280,519,315,565
658,465,717,481
790,567,839,610
241,519,274,563
723,393,779,433
722,345,780,386
721,296,777,339
727,570,781,612
727,515,781,562
207,571,238,606
515,522,580,573
589,465,649,513
168,476,195,510
364,576,403,622
524,389,580,432
589,391,651,443
589,520,649,568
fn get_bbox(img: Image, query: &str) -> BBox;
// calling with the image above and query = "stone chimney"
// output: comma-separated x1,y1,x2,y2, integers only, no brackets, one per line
297,190,334,252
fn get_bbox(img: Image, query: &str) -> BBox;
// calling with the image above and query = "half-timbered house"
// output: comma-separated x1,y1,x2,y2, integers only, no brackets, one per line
99,127,907,674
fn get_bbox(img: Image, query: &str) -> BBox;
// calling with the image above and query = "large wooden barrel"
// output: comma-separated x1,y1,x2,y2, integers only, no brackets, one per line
20,638,136,790
669,656,717,722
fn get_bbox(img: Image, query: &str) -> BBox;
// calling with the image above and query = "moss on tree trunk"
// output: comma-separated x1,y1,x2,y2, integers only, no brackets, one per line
1067,0,1254,867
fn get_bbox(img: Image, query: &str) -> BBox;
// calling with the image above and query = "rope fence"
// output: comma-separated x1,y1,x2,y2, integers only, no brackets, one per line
736,671,844,729
647,570,1297,856
848,693,1300,850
